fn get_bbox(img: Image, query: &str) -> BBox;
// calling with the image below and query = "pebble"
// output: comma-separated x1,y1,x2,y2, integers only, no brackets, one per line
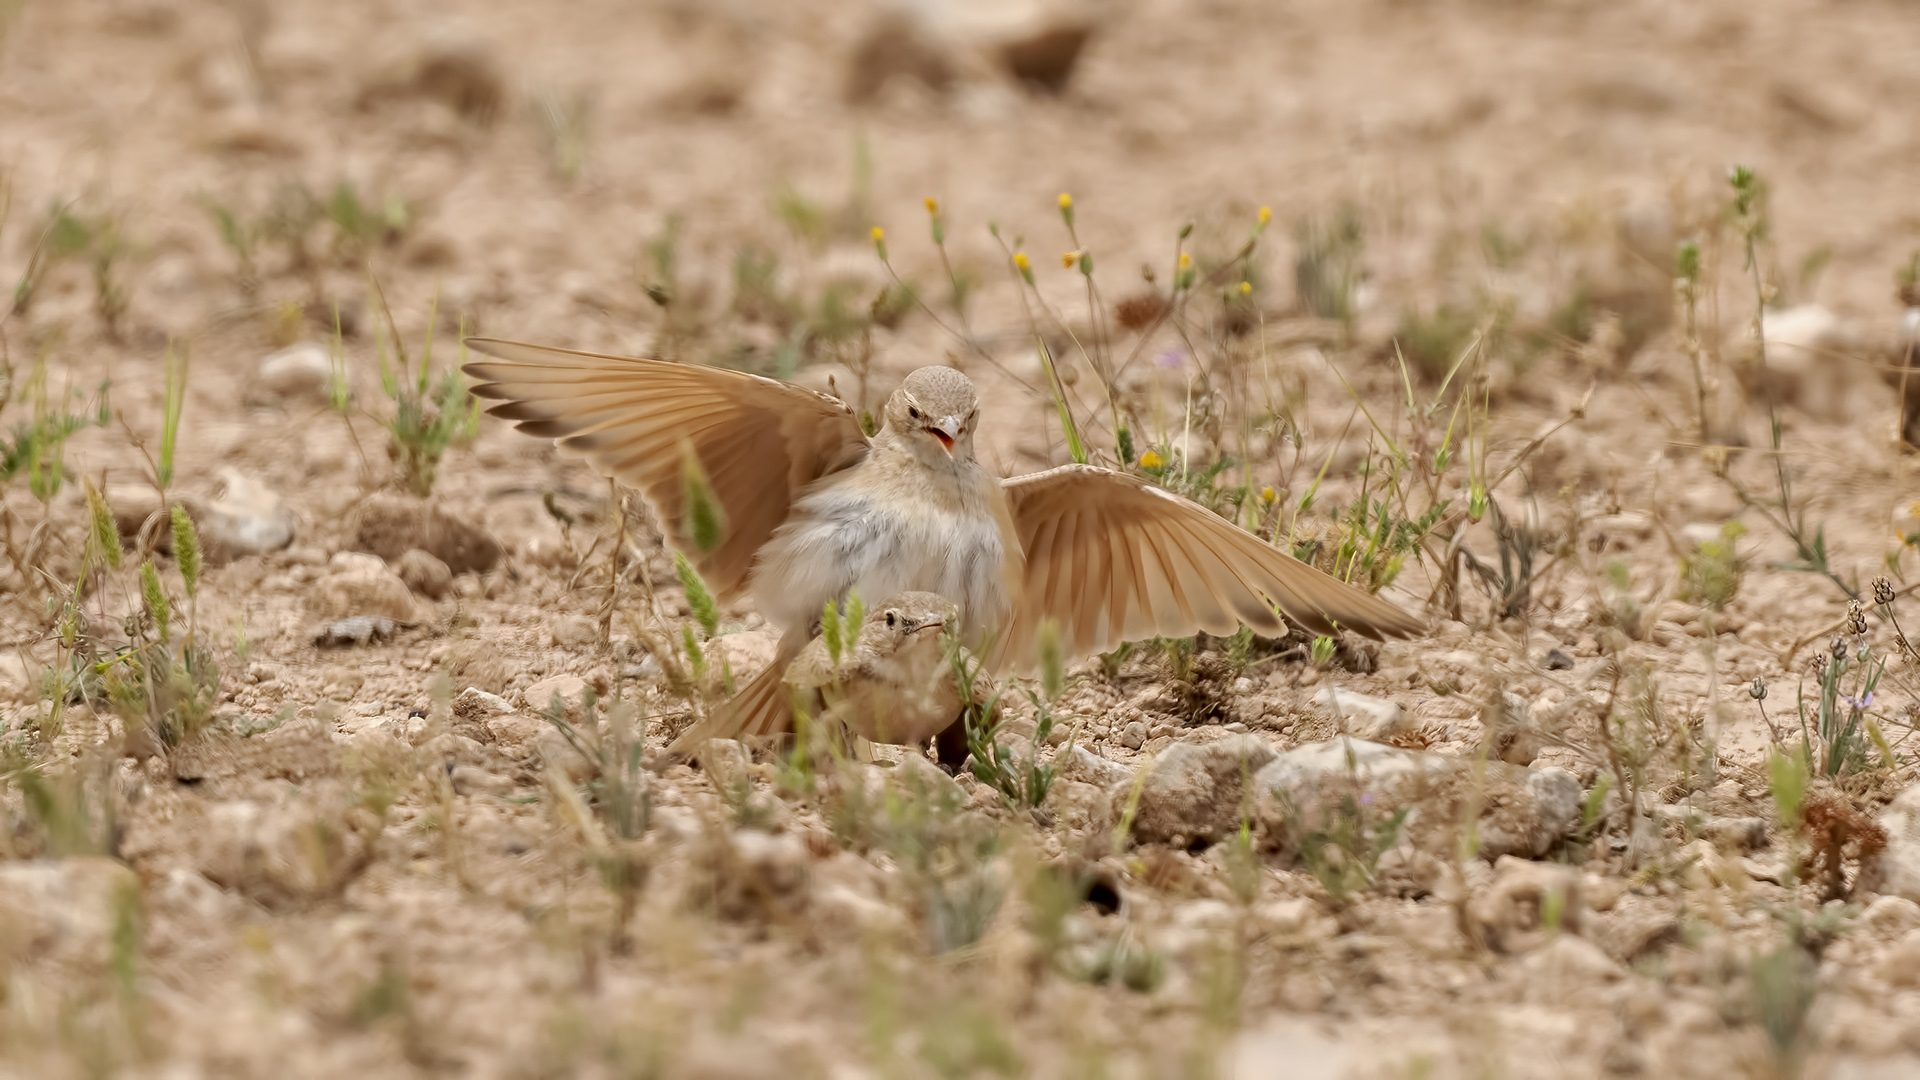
1255,897,1338,940
1860,896,1920,938
348,493,502,574
1757,304,1865,421
393,548,454,600
202,468,298,561
1544,649,1574,671
1519,933,1626,986
454,687,514,716
1056,745,1131,789
328,551,387,576
1256,737,1583,861
1310,686,1407,741
522,674,592,719
312,616,398,647
484,713,548,757
1871,782,1920,904
185,783,379,908
1879,929,1920,988
0,858,142,975
1469,857,1586,953
256,343,335,402
110,472,295,565
313,560,418,624
1129,734,1278,846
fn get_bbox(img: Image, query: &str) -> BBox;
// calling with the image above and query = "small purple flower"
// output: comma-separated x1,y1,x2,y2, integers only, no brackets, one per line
1359,793,1373,805
1843,691,1875,711
1156,349,1185,369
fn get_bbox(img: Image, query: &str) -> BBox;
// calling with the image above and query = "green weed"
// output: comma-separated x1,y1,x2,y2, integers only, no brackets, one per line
959,622,1070,809
1678,521,1748,610
369,285,478,496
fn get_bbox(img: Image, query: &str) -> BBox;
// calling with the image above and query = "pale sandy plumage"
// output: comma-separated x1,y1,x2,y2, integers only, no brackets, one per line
780,591,984,748
463,339,1425,753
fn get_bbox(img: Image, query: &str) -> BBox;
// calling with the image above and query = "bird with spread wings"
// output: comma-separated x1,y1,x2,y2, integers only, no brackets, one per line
463,339,1424,752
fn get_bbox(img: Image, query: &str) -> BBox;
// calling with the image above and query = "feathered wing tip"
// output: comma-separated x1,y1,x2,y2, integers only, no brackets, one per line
665,654,796,757
995,463,1427,672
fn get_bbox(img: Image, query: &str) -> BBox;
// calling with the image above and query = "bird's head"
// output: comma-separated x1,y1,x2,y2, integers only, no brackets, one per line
882,367,980,464
869,591,956,643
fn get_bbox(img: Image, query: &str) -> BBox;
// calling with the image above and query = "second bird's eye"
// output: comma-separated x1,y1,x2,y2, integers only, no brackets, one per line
908,407,921,419
886,612,897,627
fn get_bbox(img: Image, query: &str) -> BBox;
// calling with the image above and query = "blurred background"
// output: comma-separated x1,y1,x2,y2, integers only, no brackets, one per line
4,0,1916,436
5,0,1918,577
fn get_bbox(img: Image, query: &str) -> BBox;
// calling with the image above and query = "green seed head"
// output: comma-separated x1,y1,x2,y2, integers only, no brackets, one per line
85,482,123,572
171,503,202,599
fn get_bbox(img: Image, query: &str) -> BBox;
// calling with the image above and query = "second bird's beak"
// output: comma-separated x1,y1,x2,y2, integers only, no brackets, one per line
928,417,960,454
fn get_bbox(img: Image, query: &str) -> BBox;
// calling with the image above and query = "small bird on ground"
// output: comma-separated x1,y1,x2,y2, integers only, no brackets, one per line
463,339,1424,753
781,591,986,752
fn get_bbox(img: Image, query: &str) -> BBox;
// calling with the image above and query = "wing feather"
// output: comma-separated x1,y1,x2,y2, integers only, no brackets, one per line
1137,523,1188,636
1155,515,1247,637
998,464,1423,670
1114,519,1156,641
465,338,869,599
1075,504,1110,650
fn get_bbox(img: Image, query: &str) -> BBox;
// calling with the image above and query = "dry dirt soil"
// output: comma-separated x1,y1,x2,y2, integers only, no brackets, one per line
5,0,1920,1077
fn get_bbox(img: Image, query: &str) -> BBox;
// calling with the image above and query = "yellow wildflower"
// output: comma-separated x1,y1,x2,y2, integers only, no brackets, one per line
924,197,939,216
870,226,885,242
1058,192,1073,211
1239,280,1252,295
1062,251,1079,269
1139,450,1164,469
1014,252,1031,271
1258,205,1272,226
1178,252,1192,270
1261,486,1276,503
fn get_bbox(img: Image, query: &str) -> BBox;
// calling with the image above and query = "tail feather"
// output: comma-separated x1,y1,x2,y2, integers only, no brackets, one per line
665,638,801,756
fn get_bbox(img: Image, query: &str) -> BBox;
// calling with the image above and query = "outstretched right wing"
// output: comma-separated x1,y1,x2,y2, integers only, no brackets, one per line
994,463,1425,671
465,338,871,599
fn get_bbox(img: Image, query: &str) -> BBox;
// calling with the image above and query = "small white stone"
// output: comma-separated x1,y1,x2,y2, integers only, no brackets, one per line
522,674,591,718
257,343,335,401
455,687,514,716
329,551,388,575
1056,745,1130,788
1861,896,1920,937
1310,686,1407,740
200,468,296,560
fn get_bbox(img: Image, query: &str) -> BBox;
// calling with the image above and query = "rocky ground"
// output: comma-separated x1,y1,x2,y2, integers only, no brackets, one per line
6,0,1920,1077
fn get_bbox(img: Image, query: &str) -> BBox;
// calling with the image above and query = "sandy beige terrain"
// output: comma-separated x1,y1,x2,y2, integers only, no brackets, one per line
5,0,1920,1076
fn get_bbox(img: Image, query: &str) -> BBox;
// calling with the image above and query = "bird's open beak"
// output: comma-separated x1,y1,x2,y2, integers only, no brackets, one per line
910,617,946,636
928,417,960,454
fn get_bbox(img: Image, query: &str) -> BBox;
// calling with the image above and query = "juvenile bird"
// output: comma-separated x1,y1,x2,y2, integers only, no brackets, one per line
463,339,1424,752
781,591,986,751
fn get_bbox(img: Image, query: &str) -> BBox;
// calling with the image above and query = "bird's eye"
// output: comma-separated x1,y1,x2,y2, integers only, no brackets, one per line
885,611,897,627
908,407,921,420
